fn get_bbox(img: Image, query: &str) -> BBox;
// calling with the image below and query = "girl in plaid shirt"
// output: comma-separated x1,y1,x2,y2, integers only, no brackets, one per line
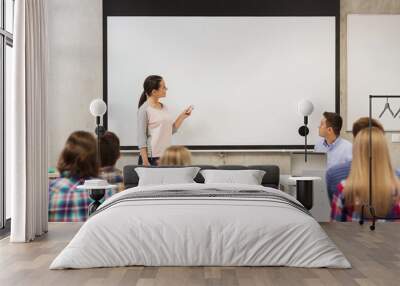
331,127,400,221
49,131,116,222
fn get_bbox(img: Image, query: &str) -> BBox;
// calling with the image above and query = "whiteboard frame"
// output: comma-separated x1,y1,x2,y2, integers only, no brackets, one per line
102,0,340,150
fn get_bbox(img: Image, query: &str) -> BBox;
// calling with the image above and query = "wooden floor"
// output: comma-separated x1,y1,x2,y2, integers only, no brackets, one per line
0,222,399,286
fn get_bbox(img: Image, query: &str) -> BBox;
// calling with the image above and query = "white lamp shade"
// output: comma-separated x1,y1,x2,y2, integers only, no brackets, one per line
90,99,107,116
297,99,314,116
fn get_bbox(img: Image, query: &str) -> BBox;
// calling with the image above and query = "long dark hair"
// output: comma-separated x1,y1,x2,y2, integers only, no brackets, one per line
138,75,163,108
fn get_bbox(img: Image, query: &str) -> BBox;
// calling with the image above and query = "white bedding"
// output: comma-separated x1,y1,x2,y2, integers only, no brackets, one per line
50,183,350,269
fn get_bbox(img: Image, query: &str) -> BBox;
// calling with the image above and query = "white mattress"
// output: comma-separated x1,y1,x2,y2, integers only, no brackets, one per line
50,183,350,269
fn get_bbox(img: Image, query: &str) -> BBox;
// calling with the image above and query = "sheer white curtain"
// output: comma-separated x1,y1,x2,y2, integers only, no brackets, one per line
9,0,48,242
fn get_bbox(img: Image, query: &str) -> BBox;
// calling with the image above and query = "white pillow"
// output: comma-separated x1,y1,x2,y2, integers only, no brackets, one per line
135,167,200,186
200,169,266,185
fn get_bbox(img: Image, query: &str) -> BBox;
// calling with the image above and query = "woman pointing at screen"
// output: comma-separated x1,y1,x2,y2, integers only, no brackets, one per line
137,75,193,166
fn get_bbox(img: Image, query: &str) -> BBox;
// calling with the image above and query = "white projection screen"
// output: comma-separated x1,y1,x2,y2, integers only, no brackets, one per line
107,17,336,148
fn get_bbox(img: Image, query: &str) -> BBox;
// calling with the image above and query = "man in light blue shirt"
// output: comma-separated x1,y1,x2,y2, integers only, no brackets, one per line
314,112,352,169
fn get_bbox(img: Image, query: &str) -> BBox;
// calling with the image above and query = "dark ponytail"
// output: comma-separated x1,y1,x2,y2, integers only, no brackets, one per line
138,91,147,109
138,75,163,108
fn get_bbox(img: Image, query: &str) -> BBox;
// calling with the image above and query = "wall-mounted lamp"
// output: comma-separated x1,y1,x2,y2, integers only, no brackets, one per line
89,99,107,163
297,99,314,162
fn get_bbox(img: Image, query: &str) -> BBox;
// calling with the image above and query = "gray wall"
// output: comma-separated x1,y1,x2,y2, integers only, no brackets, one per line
47,0,400,172
340,0,400,166
48,0,102,167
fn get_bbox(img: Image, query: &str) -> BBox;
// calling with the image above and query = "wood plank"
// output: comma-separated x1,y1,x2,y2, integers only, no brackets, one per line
1,222,400,286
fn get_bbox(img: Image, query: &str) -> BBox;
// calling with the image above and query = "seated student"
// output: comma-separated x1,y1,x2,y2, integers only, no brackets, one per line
331,127,400,221
48,131,115,222
99,131,124,192
314,112,352,169
159,145,192,166
325,117,384,202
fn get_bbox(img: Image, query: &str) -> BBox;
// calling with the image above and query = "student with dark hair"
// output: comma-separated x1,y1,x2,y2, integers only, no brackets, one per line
99,131,124,192
314,112,352,169
137,75,193,166
49,131,115,222
325,117,384,202
56,131,99,178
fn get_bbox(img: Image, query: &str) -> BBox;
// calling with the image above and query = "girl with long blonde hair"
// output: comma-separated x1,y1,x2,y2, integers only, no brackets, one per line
331,127,400,221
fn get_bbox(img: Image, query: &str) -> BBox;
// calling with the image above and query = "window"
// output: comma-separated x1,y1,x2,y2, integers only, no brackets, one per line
5,0,13,33
0,0,14,233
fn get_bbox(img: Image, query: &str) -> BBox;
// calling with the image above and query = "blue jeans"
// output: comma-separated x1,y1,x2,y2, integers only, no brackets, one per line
138,156,159,166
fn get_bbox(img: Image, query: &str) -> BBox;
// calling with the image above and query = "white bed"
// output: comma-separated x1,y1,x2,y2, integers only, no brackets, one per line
50,183,350,269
